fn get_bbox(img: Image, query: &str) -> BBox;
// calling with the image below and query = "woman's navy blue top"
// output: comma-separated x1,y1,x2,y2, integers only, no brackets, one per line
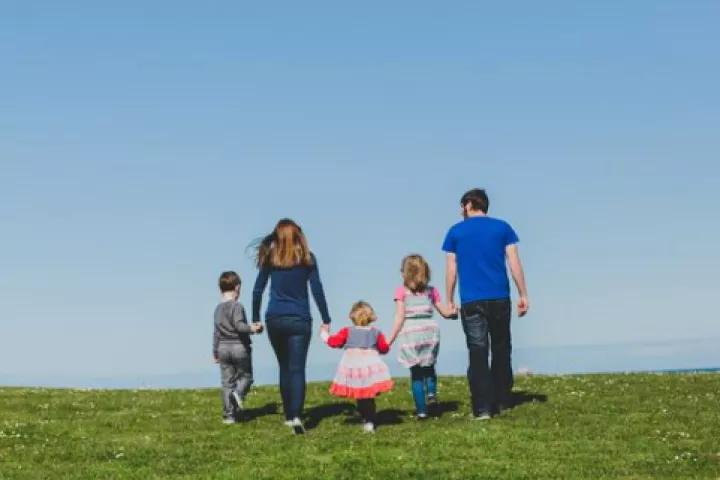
252,253,331,324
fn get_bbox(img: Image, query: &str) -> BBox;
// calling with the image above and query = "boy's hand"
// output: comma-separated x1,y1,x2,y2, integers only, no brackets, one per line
212,355,219,364
252,323,264,334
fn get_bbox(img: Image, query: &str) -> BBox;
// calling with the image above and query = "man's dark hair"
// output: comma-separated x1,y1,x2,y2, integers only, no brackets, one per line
460,188,489,214
218,271,241,293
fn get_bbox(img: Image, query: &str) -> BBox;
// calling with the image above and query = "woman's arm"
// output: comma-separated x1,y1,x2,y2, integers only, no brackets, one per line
308,254,332,324
252,268,270,323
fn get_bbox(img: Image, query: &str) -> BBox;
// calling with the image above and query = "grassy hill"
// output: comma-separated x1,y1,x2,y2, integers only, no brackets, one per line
1,373,718,479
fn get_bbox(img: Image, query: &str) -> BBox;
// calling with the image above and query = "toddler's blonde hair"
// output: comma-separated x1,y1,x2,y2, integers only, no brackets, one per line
349,301,377,327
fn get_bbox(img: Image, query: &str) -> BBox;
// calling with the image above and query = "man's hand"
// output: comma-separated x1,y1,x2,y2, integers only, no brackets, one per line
517,296,529,317
252,322,264,334
446,302,459,320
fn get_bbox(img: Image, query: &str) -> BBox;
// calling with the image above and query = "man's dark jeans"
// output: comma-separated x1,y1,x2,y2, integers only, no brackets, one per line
266,316,312,420
460,299,513,415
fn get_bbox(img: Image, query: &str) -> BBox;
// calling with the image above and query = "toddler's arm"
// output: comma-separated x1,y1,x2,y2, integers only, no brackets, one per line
376,332,390,355
321,327,349,348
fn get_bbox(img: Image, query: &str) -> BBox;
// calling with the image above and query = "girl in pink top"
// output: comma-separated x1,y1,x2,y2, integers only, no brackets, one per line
387,254,456,418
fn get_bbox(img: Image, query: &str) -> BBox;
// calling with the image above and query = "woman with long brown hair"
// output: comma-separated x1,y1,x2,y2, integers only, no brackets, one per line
251,219,332,434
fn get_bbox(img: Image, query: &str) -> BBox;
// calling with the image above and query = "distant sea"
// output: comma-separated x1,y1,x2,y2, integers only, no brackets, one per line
1,337,718,389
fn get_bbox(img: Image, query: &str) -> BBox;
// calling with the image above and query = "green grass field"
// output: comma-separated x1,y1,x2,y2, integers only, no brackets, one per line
1,373,718,479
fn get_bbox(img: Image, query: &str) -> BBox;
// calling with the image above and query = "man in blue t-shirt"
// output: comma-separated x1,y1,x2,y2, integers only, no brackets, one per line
442,188,529,420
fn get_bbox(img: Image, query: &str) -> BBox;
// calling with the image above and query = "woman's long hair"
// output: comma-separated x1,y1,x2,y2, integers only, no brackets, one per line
252,218,313,269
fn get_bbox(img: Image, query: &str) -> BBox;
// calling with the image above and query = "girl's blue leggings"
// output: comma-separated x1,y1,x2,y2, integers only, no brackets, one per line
410,365,437,415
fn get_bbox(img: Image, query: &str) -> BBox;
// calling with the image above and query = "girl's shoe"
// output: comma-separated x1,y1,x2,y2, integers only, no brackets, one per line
427,395,439,417
363,422,375,434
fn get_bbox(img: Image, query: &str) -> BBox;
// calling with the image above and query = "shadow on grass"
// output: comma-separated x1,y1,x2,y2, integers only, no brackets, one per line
304,402,355,430
431,400,460,418
239,402,278,422
502,390,548,411
343,407,406,427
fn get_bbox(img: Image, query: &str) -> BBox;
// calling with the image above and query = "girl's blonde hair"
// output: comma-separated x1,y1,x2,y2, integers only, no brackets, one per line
401,254,431,293
349,301,377,327
253,218,313,269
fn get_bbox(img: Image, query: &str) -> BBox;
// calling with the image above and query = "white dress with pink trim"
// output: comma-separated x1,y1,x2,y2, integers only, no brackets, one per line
325,326,394,400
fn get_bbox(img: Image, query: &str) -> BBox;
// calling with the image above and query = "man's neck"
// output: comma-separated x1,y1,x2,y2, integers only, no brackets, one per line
466,210,487,218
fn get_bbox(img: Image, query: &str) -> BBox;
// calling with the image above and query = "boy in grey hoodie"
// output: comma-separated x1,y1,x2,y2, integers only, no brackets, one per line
213,271,262,424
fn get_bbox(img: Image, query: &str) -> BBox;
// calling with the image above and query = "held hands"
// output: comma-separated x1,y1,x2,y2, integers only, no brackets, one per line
319,324,330,343
251,322,264,334
444,302,459,320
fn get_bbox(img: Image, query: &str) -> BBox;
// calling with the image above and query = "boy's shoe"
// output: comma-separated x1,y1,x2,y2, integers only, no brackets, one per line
362,422,375,434
230,392,244,413
473,412,492,421
222,417,236,425
283,420,294,427
416,413,429,421
290,417,306,435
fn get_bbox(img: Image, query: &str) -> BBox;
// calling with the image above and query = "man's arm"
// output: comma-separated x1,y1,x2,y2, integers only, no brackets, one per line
445,252,458,307
505,244,529,316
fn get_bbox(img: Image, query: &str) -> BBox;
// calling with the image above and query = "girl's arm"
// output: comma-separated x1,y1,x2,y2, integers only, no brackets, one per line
251,268,270,323
321,327,349,348
387,298,406,345
432,287,457,319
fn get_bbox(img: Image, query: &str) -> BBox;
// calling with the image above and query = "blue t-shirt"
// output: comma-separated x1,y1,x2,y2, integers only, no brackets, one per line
442,216,519,304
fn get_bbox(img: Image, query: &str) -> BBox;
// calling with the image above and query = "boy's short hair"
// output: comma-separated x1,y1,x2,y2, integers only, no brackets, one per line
218,271,241,293
460,188,490,214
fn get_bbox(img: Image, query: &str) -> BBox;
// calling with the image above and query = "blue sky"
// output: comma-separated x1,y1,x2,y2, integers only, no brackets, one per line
1,1,718,385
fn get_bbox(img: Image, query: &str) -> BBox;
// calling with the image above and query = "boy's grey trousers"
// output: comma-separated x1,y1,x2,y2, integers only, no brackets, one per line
217,342,253,419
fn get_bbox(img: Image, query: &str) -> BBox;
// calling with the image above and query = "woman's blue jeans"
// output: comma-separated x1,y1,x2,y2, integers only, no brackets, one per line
266,316,312,420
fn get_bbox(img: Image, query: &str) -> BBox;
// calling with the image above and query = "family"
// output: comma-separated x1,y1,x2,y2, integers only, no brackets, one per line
212,188,529,434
